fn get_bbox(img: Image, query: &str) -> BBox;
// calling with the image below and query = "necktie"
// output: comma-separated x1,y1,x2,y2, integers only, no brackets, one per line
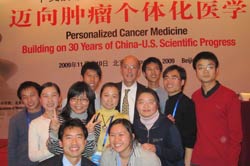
122,89,130,115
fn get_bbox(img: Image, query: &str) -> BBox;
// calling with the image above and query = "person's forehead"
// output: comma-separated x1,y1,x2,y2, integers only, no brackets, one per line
138,92,155,100
166,69,180,76
63,127,84,136
21,87,38,94
196,59,215,65
41,87,58,94
84,69,98,75
102,86,119,93
146,62,159,68
111,124,127,132
123,57,138,65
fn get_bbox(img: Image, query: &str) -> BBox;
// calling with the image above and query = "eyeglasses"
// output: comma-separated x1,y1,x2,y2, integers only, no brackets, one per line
163,76,180,81
70,97,89,104
197,64,215,71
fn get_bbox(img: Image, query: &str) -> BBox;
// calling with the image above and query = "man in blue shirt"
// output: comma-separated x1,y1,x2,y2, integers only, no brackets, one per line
39,118,96,166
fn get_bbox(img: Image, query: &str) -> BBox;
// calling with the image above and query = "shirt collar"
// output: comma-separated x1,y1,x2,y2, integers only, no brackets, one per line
62,155,81,166
201,81,220,98
122,81,137,91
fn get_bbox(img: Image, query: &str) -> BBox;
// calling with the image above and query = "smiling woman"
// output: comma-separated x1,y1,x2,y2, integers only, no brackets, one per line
134,88,184,166
28,82,61,162
46,81,101,159
100,118,161,166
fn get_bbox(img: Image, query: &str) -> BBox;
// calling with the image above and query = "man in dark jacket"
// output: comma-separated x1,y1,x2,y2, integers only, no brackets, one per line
115,55,146,123
39,119,96,166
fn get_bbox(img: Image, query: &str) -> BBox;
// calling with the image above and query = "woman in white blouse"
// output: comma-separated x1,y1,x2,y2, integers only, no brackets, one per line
28,82,61,162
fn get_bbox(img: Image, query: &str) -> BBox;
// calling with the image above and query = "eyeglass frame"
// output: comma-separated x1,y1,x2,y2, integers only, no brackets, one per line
163,76,181,81
196,64,216,71
70,96,89,104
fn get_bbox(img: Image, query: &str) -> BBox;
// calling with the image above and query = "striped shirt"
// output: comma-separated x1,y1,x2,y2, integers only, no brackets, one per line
47,114,101,158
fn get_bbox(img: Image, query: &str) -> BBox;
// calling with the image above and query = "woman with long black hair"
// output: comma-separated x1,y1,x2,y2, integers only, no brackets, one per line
47,81,101,157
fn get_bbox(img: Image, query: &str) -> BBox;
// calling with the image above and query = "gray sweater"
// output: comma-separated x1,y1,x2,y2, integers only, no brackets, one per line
8,109,44,166
100,142,162,166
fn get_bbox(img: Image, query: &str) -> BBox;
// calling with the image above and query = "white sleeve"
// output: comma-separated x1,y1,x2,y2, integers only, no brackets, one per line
28,119,53,162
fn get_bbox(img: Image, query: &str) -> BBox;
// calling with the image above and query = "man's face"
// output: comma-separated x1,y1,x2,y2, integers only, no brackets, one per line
59,127,86,161
21,87,41,113
163,69,184,96
143,62,161,83
120,56,140,87
82,69,100,91
195,59,218,84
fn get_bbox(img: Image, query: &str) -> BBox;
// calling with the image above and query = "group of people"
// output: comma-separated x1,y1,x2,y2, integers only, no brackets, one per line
8,51,242,166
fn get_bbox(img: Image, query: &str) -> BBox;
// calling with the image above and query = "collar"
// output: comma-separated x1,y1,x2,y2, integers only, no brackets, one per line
25,107,44,116
70,110,88,120
62,155,81,166
168,91,183,99
135,113,164,130
122,82,137,91
98,108,118,115
140,111,159,130
201,81,220,98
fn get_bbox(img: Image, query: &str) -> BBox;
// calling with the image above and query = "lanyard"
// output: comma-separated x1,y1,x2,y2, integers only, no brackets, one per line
102,115,114,147
172,94,183,118
117,153,122,166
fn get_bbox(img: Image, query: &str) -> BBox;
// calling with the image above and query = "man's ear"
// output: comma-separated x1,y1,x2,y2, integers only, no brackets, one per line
84,139,87,146
215,67,219,76
59,140,63,148
181,79,185,87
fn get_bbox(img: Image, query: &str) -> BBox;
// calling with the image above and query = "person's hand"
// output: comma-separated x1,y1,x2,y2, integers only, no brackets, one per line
86,113,101,133
142,143,156,152
105,143,111,148
167,114,176,123
49,109,60,133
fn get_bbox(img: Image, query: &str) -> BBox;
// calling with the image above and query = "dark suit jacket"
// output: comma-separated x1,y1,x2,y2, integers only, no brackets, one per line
38,154,96,166
115,81,146,122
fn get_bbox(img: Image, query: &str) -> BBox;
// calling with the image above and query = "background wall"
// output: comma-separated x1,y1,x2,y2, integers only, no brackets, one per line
0,0,249,138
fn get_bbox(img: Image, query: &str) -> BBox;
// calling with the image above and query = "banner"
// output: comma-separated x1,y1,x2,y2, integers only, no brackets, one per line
0,0,249,138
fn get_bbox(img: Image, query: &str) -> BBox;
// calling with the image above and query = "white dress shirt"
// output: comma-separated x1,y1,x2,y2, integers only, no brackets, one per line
120,82,137,123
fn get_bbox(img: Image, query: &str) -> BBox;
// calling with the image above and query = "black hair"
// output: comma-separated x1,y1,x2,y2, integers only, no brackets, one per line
58,118,88,140
81,61,102,79
100,82,119,97
192,51,219,69
17,81,41,100
40,82,61,96
142,57,163,72
136,88,161,113
163,65,187,81
61,81,95,122
162,65,187,90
